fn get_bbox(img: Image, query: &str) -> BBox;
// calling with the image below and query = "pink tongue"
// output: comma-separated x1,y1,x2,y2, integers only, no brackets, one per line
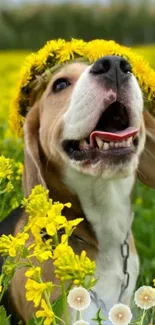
90,127,139,147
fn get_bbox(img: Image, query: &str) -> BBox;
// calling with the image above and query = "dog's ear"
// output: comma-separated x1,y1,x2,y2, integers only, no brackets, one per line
138,111,155,189
23,102,47,197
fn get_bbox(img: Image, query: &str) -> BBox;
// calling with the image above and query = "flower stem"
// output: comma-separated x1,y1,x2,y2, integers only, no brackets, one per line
140,309,146,325
61,281,70,325
76,311,80,321
54,232,59,246
39,316,45,325
151,307,155,325
44,291,57,325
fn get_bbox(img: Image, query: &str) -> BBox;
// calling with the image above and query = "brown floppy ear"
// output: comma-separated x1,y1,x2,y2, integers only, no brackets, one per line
138,110,155,189
23,102,47,197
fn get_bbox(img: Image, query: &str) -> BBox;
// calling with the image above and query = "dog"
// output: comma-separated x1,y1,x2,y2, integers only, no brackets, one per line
1,54,155,324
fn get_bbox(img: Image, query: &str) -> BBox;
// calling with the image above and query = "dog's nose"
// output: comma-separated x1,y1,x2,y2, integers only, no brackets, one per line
90,55,132,86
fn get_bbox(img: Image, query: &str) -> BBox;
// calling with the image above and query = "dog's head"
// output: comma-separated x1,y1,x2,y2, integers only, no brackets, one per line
23,55,155,195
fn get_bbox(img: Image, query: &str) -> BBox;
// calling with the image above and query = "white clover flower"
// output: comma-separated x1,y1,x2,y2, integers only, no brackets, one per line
134,285,155,310
73,321,90,325
108,303,132,325
67,287,91,311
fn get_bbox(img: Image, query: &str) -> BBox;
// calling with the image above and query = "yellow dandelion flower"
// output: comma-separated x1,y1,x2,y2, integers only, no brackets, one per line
0,155,13,180
19,53,37,88
25,279,53,307
36,299,55,325
10,39,155,137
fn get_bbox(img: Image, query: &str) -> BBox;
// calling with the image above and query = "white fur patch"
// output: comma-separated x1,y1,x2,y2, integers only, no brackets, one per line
64,169,139,324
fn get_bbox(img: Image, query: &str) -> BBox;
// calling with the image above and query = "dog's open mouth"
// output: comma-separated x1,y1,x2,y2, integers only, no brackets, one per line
63,101,139,162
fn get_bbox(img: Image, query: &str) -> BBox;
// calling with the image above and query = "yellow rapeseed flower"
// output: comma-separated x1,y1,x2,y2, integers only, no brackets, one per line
54,244,96,286
25,278,53,307
29,246,53,263
0,232,29,257
0,155,13,180
22,185,50,218
36,299,55,325
28,238,53,263
23,185,72,241
15,162,23,180
64,218,83,236
25,266,41,280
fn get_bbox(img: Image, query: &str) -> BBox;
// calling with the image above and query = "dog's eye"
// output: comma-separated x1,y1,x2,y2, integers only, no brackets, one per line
52,78,71,93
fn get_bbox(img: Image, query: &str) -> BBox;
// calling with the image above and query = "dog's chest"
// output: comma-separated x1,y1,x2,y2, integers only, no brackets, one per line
64,171,136,322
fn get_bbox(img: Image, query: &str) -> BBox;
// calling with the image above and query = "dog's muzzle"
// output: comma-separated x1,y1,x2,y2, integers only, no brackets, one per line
62,55,143,166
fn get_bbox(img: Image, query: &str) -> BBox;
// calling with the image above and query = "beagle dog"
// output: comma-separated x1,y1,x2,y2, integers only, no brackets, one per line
1,55,155,324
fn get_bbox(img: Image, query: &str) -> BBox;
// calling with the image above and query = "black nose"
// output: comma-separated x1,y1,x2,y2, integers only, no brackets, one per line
90,55,132,87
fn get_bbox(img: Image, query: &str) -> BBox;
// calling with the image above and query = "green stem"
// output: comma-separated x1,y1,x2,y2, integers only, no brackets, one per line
151,307,155,325
76,311,80,321
0,287,5,304
53,232,59,246
44,291,57,325
0,192,8,219
39,316,45,325
26,256,34,267
55,315,66,324
79,311,82,320
61,281,70,325
140,309,146,325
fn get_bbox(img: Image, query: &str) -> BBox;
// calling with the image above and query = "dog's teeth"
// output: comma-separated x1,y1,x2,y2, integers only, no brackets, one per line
79,139,89,149
103,142,109,150
96,136,103,149
110,142,114,147
126,137,132,147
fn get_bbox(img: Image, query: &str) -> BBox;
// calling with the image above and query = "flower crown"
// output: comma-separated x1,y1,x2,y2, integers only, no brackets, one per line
10,38,155,137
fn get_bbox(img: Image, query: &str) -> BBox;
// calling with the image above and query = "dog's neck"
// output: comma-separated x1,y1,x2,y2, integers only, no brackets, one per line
63,168,134,249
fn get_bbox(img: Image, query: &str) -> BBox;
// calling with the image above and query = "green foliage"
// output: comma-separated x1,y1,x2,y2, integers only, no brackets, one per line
0,306,10,325
133,181,155,287
0,2,155,50
0,122,23,220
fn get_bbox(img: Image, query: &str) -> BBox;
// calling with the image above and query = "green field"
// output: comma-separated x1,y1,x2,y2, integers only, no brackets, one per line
0,45,155,289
